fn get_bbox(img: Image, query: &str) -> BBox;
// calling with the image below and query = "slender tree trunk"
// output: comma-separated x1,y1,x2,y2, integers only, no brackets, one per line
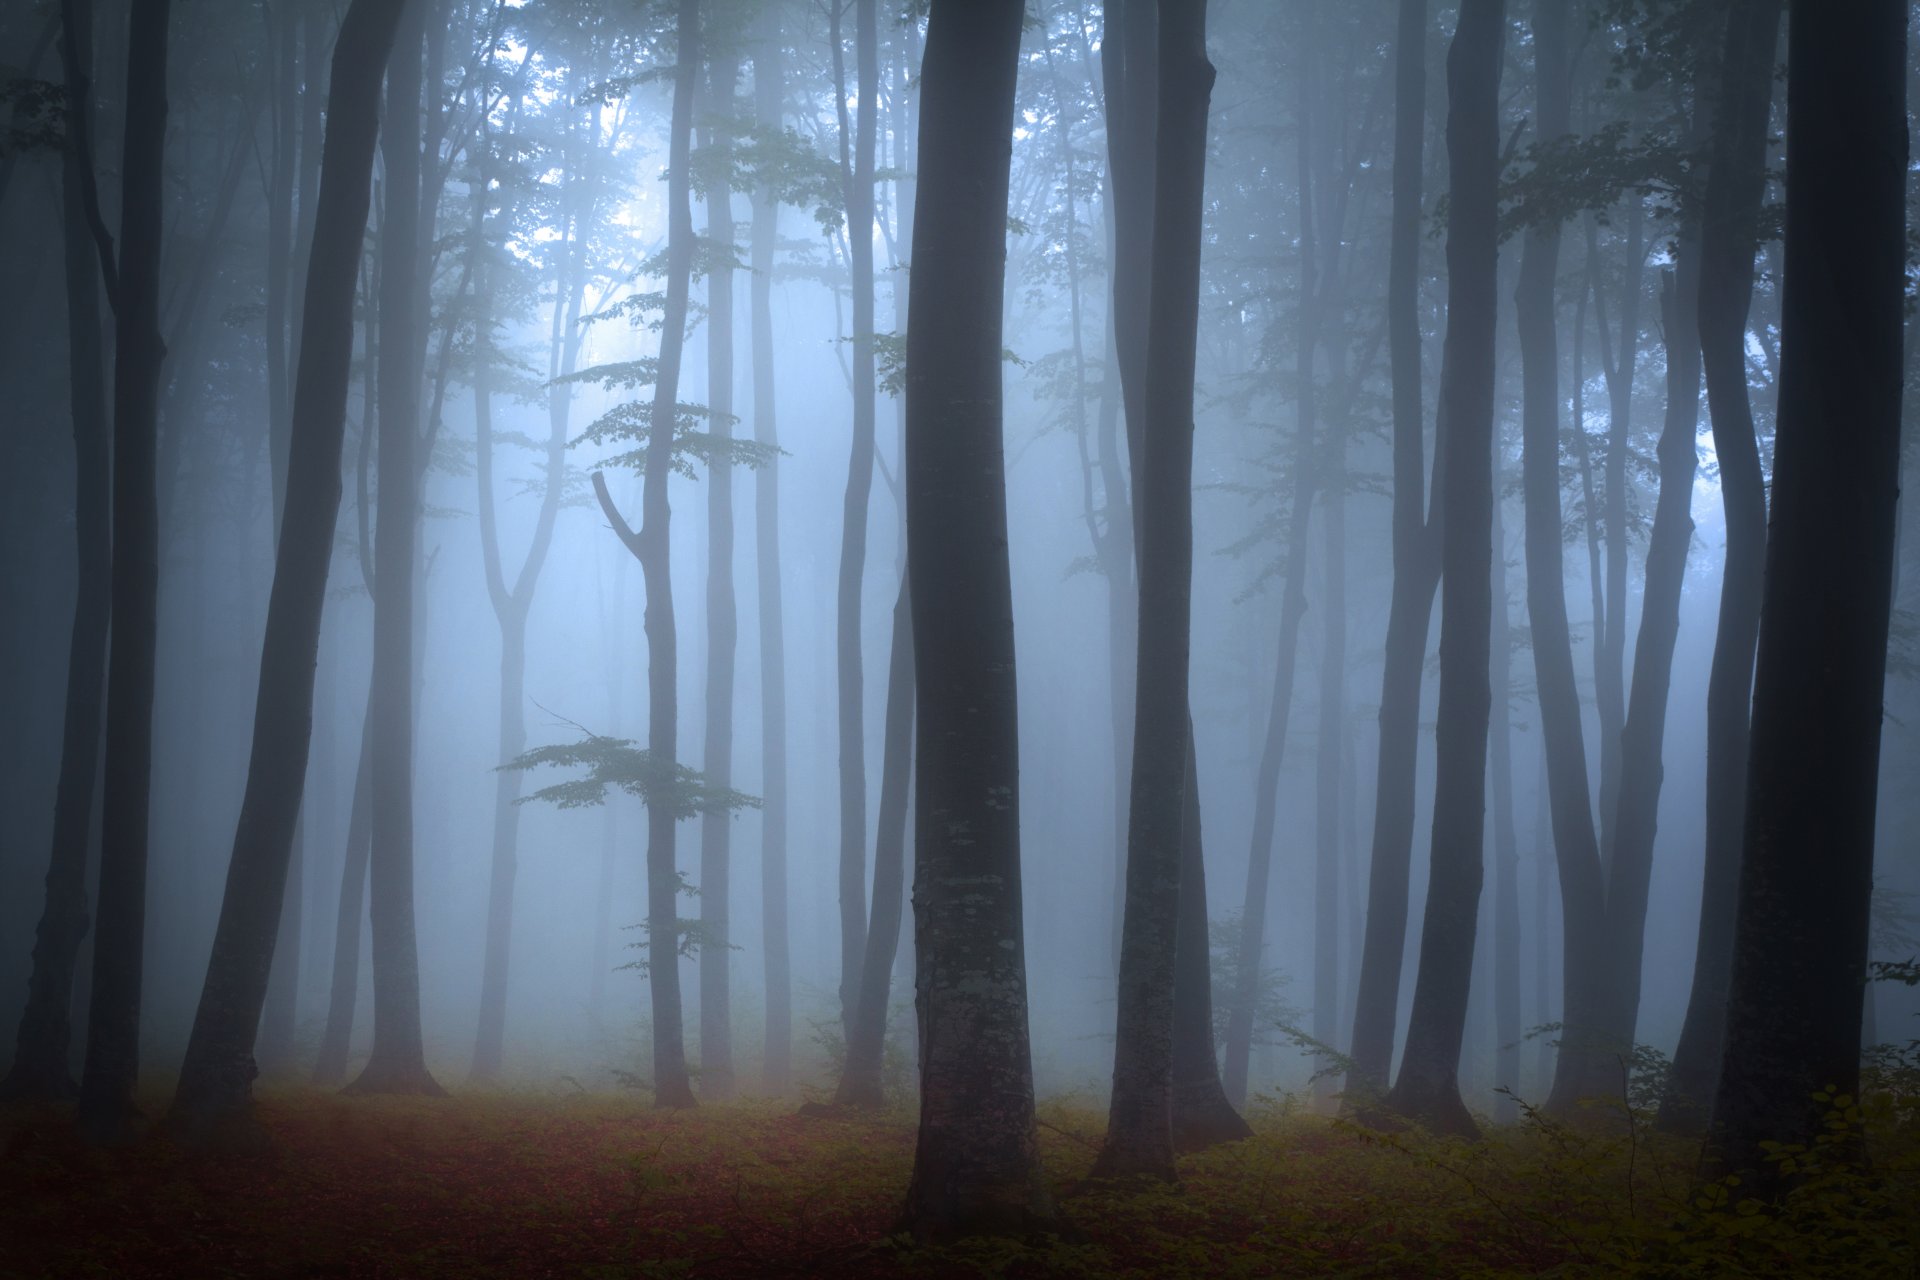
1170,732,1251,1149
76,0,171,1146
313,676,373,1085
170,0,409,1140
832,0,879,1044
1312,455,1346,1107
1384,0,1503,1143
3,0,111,1103
1660,0,1781,1135
900,0,1056,1238
345,1,440,1097
1346,0,1441,1105
1490,478,1521,1123
699,50,740,1100
1594,199,1643,870
1702,0,1903,1189
750,3,790,1094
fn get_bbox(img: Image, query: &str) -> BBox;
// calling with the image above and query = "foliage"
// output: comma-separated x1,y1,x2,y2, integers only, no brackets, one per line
502,731,760,821
1208,912,1302,1052
0,76,64,157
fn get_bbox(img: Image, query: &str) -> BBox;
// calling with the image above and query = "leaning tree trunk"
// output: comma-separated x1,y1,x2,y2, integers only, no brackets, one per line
345,0,441,1098
1095,0,1215,1186
1703,0,1904,1191
76,0,171,1146
900,0,1057,1240
169,0,410,1142
1345,0,1441,1107
1383,0,1503,1143
1659,0,1781,1136
3,0,111,1104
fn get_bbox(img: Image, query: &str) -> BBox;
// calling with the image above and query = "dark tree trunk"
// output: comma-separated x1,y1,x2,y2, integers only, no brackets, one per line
76,0,171,1146
589,0,700,1112
3,0,110,1104
345,1,441,1098
169,0,409,1141
1170,735,1251,1150
1384,0,1503,1142
1659,0,1781,1136
835,577,913,1109
1489,485,1522,1124
900,0,1056,1239
699,50,740,1100
1594,200,1644,871
313,677,374,1086
1346,0,1441,1106
833,0,879,1045
1312,459,1347,1107
1702,0,1904,1189
750,1,791,1095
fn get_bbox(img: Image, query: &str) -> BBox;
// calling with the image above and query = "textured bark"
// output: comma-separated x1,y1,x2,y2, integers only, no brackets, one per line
1345,0,1441,1106
76,0,171,1146
900,0,1056,1239
749,2,791,1094
1095,0,1215,1186
699,51,740,1100
1702,0,1904,1188
589,0,700,1112
169,0,408,1141
1383,0,1503,1142
345,2,441,1098
1660,0,1781,1136
3,0,110,1103
832,0,879,1044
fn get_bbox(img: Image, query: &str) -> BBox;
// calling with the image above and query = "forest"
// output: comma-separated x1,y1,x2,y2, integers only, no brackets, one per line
0,0,1915,1275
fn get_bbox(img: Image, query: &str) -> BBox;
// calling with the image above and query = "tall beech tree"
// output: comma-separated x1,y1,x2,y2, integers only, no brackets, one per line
1383,0,1502,1143
170,0,410,1141
589,0,701,1112
1660,0,1782,1135
1096,0,1215,1185
1703,0,1905,1189
76,0,172,1145
901,0,1056,1238
4,0,111,1103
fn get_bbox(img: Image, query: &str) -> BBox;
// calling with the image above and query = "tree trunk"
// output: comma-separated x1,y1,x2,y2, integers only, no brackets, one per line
1170,734,1251,1149
1702,0,1904,1189
1383,0,1503,1143
699,50,740,1100
833,0,879,1044
750,1,791,1096
345,1,441,1098
1659,0,1781,1136
1490,475,1521,1123
1312,455,1346,1107
169,0,409,1141
313,676,374,1086
3,0,110,1103
1345,0,1441,1106
76,0,171,1146
900,0,1057,1238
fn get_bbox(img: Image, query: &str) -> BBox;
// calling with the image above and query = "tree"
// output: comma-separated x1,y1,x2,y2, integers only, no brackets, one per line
345,0,442,1098
1702,0,1905,1189
3,0,111,1104
1345,0,1443,1107
900,0,1058,1239
1383,0,1503,1143
1659,0,1781,1135
1096,0,1216,1185
169,0,411,1142
75,0,172,1145
588,0,701,1112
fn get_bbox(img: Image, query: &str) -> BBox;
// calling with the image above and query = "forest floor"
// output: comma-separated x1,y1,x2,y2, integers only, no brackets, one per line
3,1084,1917,1278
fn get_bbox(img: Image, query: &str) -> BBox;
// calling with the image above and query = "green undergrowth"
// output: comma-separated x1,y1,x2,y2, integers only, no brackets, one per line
3,1074,1916,1278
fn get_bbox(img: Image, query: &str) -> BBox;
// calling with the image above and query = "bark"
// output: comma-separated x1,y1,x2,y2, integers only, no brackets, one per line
832,0,879,1044
1170,734,1251,1150
1312,452,1346,1107
1489,485,1521,1123
313,677,373,1086
1659,0,1781,1136
835,577,913,1109
589,0,700,1112
344,1,441,1098
750,2,791,1095
3,0,110,1103
1345,0,1442,1105
76,0,171,1146
1383,0,1503,1142
169,0,409,1141
1702,0,1904,1187
698,50,740,1100
900,0,1056,1238
1095,0,1214,1185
